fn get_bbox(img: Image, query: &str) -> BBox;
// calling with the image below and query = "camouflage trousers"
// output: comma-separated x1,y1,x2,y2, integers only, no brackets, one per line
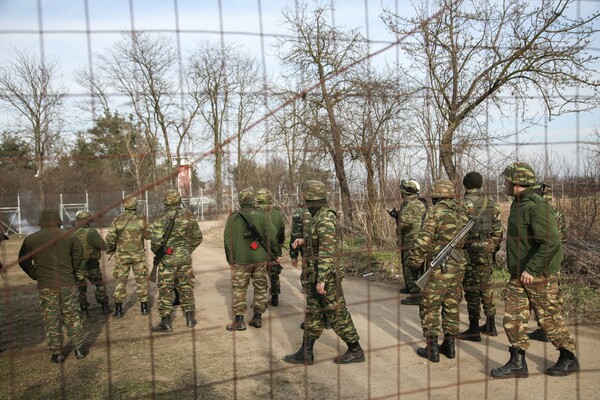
304,278,359,343
75,267,108,309
269,262,283,295
503,275,576,352
419,262,464,337
38,286,85,353
113,260,148,303
157,262,195,317
402,250,422,294
462,248,496,320
231,262,268,315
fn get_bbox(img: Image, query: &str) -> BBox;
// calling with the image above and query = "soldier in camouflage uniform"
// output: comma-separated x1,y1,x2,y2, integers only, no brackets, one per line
151,189,203,332
409,179,468,362
491,162,579,379
396,179,427,305
256,188,286,307
284,180,365,366
224,188,281,331
105,196,150,319
459,172,503,341
18,209,88,363
73,210,111,317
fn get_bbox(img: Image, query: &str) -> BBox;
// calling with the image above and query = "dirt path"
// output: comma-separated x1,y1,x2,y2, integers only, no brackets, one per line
0,218,598,399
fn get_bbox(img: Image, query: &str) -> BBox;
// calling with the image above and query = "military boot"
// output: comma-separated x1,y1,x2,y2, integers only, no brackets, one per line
249,313,262,328
334,341,366,364
439,334,456,359
284,336,316,365
528,328,550,342
459,318,481,342
300,321,306,330
113,302,124,319
479,315,498,336
185,312,197,328
490,346,529,379
400,295,420,305
546,348,580,377
417,336,440,363
271,294,279,307
152,315,173,333
101,301,111,315
50,353,65,364
226,315,246,331
74,347,89,360
140,302,149,315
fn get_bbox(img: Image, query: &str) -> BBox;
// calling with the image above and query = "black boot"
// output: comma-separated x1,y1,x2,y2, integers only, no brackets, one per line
50,353,65,364
152,315,173,333
249,313,262,328
74,347,88,360
300,321,306,330
334,341,366,364
113,302,124,319
185,312,197,328
172,288,180,306
271,294,279,307
417,336,440,362
226,315,246,331
80,306,89,319
101,301,111,315
528,328,550,342
491,346,529,379
439,334,456,359
140,302,149,315
284,336,316,365
400,295,420,305
479,315,498,336
546,348,580,377
459,318,481,342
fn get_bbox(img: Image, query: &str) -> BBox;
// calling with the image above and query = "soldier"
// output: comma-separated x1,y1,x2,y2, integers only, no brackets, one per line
458,172,503,341
150,189,203,332
395,179,427,305
284,180,365,365
104,196,150,319
18,209,88,363
0,231,6,353
255,188,286,307
73,210,111,317
409,179,468,362
491,162,579,378
224,188,281,331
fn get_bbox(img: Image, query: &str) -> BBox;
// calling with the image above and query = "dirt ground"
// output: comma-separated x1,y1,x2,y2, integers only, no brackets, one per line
0,218,598,400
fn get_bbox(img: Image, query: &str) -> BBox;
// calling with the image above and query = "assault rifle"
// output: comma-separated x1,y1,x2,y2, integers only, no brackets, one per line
149,209,178,283
237,212,277,262
415,216,477,290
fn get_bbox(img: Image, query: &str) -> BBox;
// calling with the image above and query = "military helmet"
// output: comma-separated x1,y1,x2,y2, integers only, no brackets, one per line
533,183,553,201
501,162,536,186
302,180,327,201
123,196,138,210
75,210,91,221
431,179,455,198
238,188,255,206
400,179,420,194
164,189,181,206
255,188,272,205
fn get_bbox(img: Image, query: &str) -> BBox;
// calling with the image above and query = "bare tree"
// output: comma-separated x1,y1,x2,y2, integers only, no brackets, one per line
383,0,600,181
0,50,66,208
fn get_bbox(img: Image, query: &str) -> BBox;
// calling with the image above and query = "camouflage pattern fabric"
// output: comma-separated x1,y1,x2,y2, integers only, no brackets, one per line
409,197,468,337
39,287,85,353
501,161,536,186
256,197,285,295
75,267,108,308
150,203,203,316
73,225,107,308
112,260,148,303
231,262,269,315
503,275,576,352
289,207,308,260
397,193,427,293
104,210,149,264
303,180,327,201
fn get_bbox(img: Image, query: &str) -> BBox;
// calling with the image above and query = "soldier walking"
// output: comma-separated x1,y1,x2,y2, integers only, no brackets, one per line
150,189,203,332
284,180,365,365
491,162,579,378
18,209,88,363
104,196,150,319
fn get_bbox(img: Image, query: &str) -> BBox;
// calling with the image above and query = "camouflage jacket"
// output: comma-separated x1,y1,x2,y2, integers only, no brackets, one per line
409,199,469,270
104,210,149,264
303,205,343,283
289,207,309,259
462,189,503,252
257,204,285,251
506,187,563,278
553,207,568,243
73,225,105,269
397,194,427,250
150,205,203,267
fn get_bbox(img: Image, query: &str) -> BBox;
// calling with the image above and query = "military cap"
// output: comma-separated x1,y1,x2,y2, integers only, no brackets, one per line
123,196,138,210
255,188,272,205
463,172,483,189
400,179,420,194
501,162,536,186
431,179,455,198
164,189,181,206
302,180,327,201
76,210,91,221
238,188,255,206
